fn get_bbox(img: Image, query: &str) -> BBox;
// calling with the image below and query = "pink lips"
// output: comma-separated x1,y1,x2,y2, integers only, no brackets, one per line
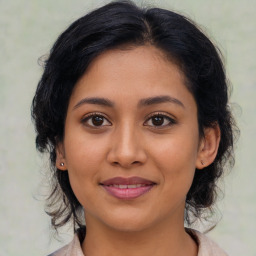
100,176,156,200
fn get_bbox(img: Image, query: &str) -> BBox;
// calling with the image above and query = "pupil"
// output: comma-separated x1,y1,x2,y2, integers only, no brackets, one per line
152,116,164,126
92,116,103,126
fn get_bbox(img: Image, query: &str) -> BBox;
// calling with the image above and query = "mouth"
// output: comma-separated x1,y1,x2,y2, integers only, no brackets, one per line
100,176,156,200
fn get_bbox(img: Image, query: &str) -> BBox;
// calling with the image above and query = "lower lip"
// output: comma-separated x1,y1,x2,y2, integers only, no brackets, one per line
102,185,155,200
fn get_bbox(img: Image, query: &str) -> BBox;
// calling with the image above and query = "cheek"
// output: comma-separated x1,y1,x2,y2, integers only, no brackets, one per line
151,132,199,168
64,130,108,169
149,129,199,189
63,137,106,207
63,135,109,201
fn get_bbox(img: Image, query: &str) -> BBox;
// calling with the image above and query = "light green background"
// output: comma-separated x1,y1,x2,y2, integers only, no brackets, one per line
0,0,255,255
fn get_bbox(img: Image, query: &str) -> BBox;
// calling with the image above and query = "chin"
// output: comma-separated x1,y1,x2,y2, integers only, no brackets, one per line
100,211,156,233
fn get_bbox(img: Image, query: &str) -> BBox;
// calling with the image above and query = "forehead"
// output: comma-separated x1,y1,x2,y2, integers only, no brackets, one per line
86,45,171,73
70,45,194,109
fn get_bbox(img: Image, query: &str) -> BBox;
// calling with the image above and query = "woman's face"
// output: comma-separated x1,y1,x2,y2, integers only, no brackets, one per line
57,46,203,232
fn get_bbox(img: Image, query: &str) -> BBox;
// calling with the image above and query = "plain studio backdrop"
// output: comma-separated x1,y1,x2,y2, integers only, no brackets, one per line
0,0,255,255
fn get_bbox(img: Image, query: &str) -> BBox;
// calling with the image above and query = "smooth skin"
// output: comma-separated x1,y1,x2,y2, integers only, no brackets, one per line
56,45,220,256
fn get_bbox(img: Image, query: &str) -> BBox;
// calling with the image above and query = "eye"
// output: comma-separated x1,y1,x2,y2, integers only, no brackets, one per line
144,113,176,128
81,113,111,128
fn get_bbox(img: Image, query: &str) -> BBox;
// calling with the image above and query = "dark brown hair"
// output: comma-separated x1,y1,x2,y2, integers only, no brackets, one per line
32,0,238,231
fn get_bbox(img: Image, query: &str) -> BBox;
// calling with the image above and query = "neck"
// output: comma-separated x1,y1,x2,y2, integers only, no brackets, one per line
82,215,197,256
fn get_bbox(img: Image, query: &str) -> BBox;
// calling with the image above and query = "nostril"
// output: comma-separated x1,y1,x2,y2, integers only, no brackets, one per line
111,160,141,167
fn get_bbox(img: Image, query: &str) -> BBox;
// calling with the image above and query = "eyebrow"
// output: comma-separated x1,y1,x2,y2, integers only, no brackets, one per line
138,95,185,108
73,97,114,110
73,95,184,110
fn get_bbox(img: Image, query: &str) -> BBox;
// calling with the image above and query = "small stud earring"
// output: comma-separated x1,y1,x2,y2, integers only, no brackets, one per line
200,160,204,165
60,162,64,166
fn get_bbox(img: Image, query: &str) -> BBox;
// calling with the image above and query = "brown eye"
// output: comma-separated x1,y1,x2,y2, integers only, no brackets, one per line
144,114,176,128
152,116,164,126
92,115,104,126
82,113,111,128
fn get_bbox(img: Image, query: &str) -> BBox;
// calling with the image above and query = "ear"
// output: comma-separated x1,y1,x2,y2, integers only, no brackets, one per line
56,142,67,171
196,124,221,169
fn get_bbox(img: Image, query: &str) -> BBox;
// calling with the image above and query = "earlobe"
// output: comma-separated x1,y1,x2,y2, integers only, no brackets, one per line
56,143,67,171
196,124,221,169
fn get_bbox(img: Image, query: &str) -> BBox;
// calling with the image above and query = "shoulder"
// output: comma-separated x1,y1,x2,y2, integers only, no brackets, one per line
47,234,84,256
188,229,229,256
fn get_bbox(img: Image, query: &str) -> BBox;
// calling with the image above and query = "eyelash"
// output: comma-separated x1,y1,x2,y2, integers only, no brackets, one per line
81,112,111,128
144,112,176,128
81,112,176,128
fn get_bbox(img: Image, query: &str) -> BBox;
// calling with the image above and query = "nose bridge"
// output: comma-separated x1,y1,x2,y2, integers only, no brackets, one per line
108,119,146,167
118,121,137,153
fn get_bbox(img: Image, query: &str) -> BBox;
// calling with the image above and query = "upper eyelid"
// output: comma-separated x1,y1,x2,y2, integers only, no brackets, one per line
81,112,112,125
143,112,176,127
82,112,110,120
145,112,176,121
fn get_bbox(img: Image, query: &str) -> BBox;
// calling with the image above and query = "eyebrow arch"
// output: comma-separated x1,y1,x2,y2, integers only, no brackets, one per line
138,95,185,108
73,97,114,110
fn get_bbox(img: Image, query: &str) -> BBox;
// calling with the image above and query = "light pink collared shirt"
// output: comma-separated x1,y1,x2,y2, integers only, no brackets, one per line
49,229,228,256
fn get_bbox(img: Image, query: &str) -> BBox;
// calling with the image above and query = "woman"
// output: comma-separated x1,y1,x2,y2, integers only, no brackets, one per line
32,1,236,255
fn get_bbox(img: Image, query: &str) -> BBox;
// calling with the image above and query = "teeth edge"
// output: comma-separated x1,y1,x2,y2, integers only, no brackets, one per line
108,184,149,188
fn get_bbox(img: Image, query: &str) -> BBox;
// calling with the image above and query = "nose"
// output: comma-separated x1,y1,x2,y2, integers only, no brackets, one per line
106,123,147,168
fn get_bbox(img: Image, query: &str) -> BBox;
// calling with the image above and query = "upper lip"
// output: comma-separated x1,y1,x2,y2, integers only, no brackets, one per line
100,176,156,186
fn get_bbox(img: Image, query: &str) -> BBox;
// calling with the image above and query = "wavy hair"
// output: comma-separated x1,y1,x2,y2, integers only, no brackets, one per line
32,0,238,231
